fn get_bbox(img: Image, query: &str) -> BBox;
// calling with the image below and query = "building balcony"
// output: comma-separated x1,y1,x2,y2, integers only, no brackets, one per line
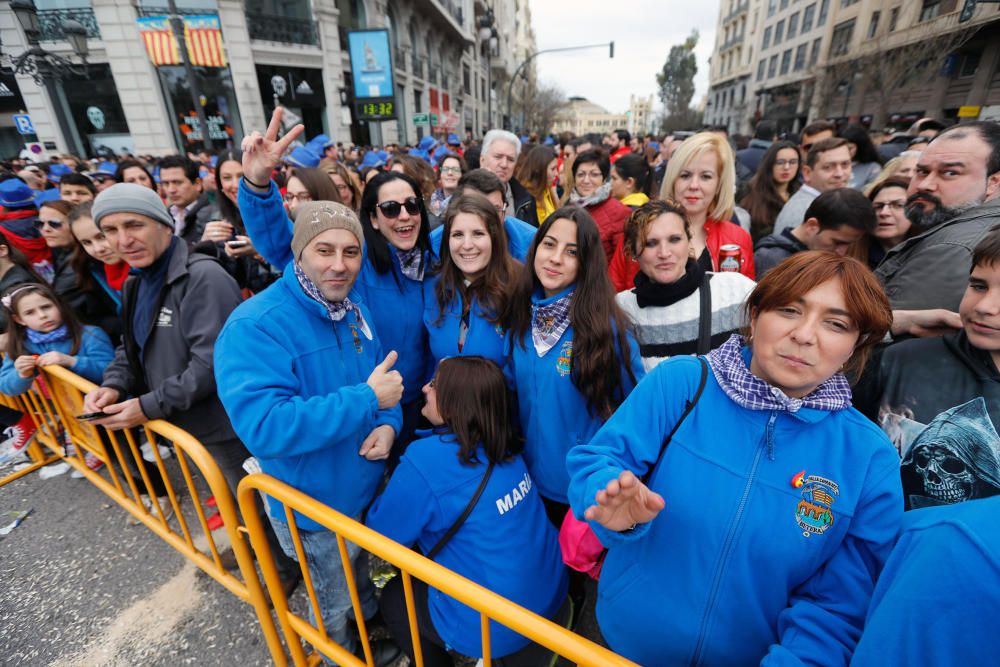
395,48,407,71
414,0,472,43
720,34,745,51
428,65,439,85
37,7,101,41
723,1,750,24
412,54,426,79
136,5,210,17
248,13,319,46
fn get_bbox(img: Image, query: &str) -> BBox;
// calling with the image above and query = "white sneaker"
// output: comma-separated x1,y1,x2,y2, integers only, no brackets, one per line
140,440,172,463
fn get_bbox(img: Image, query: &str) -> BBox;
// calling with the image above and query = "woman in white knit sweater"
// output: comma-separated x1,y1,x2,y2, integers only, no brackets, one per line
615,200,755,370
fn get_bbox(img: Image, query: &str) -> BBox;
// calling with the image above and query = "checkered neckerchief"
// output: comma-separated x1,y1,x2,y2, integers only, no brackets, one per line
707,334,853,412
531,291,573,356
293,261,371,339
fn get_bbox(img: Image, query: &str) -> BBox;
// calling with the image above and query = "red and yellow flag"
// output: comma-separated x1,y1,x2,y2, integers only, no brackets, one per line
136,15,227,68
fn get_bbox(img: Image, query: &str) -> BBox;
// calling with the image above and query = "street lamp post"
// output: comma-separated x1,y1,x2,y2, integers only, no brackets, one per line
505,41,614,132
7,0,91,155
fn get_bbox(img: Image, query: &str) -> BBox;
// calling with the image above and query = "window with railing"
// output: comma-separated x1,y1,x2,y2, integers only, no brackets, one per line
35,6,101,40
828,19,854,57
919,0,941,22
245,0,318,45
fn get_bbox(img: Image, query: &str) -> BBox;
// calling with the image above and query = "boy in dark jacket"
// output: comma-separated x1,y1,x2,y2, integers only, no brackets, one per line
754,187,875,277
855,226,1000,510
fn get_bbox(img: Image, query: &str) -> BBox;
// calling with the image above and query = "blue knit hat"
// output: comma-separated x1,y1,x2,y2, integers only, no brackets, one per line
0,179,36,208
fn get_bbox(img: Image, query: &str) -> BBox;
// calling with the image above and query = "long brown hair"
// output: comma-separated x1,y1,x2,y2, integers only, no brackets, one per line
505,206,637,420
739,140,801,240
434,356,522,465
433,192,518,326
320,159,363,211
67,201,99,292
4,282,83,359
514,145,557,202
742,251,891,379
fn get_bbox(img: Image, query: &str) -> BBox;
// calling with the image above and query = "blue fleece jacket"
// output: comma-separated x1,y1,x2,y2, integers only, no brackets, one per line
237,179,431,404
214,269,402,531
567,354,903,667
366,431,567,658
0,325,114,396
429,215,536,262
507,286,645,503
422,274,507,366
852,496,1000,667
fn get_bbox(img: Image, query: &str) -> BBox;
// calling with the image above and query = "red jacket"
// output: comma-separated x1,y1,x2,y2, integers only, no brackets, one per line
610,146,631,163
609,217,756,292
587,196,632,267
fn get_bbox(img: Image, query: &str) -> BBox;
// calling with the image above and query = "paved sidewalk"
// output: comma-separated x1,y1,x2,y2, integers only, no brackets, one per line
0,463,274,666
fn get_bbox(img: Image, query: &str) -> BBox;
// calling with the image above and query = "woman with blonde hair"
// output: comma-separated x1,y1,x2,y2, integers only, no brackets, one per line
609,132,755,291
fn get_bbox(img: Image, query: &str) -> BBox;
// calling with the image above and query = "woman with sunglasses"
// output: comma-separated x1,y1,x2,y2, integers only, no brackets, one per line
424,192,518,366
504,206,644,520
367,356,568,667
568,252,901,666
239,111,433,458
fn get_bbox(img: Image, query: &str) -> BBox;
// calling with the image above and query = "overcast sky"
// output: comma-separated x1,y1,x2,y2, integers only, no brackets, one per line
529,0,719,114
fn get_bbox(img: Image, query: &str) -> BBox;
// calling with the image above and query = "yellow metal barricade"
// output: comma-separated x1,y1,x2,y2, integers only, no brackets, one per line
0,386,61,486
238,473,639,667
1,365,288,666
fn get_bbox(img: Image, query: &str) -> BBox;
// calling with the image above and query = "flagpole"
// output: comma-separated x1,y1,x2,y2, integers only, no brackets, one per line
167,0,214,152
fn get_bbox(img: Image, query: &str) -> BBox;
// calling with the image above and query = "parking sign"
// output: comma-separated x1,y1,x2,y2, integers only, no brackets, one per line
13,114,35,135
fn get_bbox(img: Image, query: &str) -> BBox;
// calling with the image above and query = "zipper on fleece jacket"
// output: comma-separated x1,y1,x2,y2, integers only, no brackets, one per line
688,411,777,667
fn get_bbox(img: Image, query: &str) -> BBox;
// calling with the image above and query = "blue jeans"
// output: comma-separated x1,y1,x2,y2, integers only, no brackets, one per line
269,516,377,663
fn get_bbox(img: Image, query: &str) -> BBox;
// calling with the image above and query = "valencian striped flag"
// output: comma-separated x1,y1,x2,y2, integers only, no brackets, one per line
136,15,227,68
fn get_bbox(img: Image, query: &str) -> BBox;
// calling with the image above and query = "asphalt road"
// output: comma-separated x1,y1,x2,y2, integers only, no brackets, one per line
1,459,608,667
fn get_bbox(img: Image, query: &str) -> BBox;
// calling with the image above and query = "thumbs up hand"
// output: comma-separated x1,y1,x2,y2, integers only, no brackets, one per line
366,350,404,409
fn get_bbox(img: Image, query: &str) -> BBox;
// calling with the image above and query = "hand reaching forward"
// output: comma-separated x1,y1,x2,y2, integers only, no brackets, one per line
240,107,305,186
584,470,665,533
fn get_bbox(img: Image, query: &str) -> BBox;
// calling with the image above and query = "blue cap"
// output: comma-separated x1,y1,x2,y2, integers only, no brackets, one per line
432,145,451,165
306,134,333,153
48,163,73,183
543,136,555,145
447,133,461,146
417,135,438,152
0,179,37,208
519,135,529,143
34,188,61,206
408,148,431,163
359,151,386,171
199,166,210,179
284,146,322,168
649,141,660,151
96,161,118,176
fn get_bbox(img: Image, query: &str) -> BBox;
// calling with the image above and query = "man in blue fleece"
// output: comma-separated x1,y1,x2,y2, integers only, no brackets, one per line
214,201,403,666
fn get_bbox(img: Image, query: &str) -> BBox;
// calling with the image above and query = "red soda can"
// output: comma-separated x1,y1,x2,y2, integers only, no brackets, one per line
718,244,742,272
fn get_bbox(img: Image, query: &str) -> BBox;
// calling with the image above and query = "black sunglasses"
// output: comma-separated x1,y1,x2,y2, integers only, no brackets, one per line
34,218,64,230
376,197,421,219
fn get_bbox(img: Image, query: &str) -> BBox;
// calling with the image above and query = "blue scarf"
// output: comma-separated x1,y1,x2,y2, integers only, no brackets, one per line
131,236,178,359
27,324,71,346
707,334,853,413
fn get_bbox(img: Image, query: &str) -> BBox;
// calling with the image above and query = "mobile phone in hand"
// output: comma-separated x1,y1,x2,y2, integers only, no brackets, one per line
226,240,249,249
76,411,110,421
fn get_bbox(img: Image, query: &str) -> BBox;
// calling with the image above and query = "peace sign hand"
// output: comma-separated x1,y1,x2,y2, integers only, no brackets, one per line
240,107,305,186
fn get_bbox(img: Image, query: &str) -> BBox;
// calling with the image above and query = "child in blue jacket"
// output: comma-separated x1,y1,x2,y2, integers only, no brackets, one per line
505,206,644,512
0,282,114,395
423,192,520,366
368,356,568,665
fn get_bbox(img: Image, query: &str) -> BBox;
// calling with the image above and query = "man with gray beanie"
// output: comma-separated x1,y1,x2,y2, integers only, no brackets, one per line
82,183,298,588
214,200,403,666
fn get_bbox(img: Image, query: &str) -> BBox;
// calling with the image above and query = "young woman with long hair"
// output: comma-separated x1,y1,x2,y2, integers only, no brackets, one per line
0,232,45,333
321,159,364,212
609,152,652,208
282,166,343,215
840,124,885,191
739,140,802,241
569,252,900,666
424,192,519,365
427,153,466,217
367,356,568,667
67,202,126,342
609,132,756,291
514,144,559,224
504,205,644,518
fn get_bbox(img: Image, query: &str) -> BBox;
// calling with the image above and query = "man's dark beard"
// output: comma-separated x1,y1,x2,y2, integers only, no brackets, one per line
905,192,981,231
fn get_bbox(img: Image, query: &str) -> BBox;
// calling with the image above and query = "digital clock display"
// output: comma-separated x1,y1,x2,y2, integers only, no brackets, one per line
355,97,396,120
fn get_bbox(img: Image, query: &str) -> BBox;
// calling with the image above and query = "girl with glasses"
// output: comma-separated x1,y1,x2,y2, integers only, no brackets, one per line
321,160,363,213
428,153,467,217
739,140,802,241
424,192,519,366
567,149,632,266
281,167,342,215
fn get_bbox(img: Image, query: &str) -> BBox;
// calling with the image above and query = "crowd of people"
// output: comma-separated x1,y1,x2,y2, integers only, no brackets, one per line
1,110,999,666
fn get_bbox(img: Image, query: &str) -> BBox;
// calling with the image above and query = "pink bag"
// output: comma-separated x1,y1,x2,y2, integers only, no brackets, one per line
558,510,607,580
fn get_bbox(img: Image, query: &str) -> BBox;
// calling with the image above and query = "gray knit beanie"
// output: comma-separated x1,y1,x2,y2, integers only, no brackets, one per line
92,182,174,230
291,201,364,259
